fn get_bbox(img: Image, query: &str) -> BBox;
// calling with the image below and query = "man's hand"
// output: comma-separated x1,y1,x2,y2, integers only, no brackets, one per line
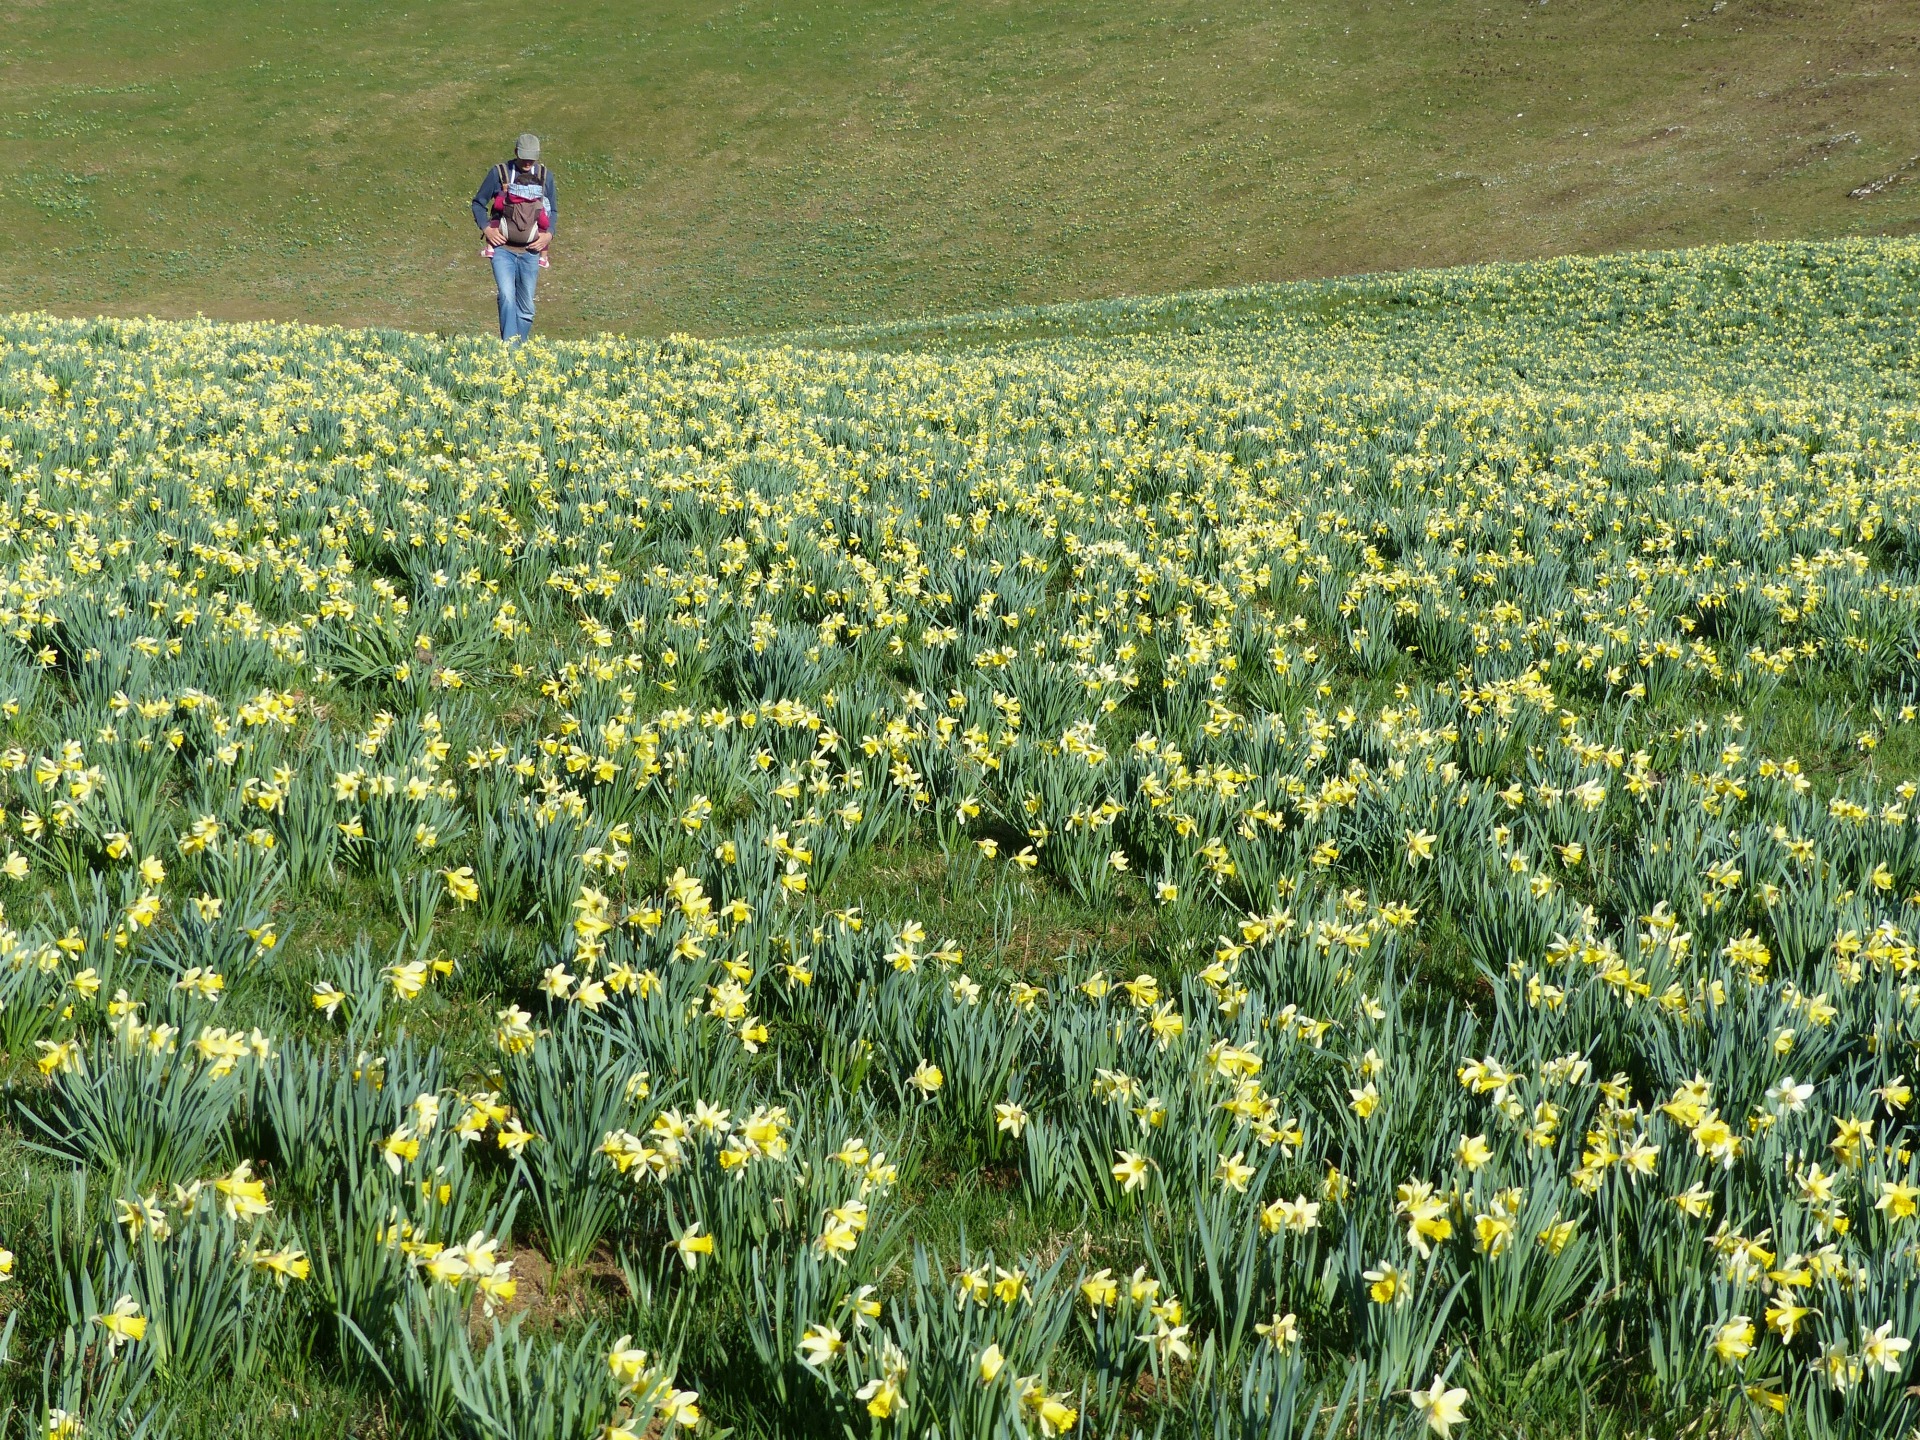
528,232,551,254
482,225,506,246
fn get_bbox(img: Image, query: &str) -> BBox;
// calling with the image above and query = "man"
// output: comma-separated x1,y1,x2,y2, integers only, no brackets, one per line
472,134,556,343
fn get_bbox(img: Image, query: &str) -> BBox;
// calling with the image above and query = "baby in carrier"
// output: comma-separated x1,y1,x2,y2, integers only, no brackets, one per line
481,159,553,268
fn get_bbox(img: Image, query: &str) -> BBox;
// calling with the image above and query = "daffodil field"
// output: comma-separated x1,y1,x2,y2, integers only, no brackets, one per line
4,239,1920,1437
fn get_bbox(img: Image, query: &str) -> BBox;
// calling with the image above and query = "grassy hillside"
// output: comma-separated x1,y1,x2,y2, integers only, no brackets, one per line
1,240,1920,1435
4,0,1919,336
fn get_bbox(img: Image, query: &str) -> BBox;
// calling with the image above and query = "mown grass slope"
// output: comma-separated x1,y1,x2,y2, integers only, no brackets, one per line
4,0,1919,335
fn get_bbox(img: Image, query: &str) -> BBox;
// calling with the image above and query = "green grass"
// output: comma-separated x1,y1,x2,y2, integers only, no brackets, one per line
3,0,1919,337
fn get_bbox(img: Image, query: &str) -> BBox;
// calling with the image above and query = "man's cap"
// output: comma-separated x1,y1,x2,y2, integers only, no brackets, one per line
515,133,540,161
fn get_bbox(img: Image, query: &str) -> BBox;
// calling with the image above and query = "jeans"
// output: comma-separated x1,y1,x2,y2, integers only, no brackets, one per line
489,246,540,342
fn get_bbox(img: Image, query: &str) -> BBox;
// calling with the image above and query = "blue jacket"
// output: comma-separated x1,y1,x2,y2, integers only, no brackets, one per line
472,163,558,232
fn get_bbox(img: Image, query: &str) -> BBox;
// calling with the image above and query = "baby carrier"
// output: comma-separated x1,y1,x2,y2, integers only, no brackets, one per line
490,161,551,249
